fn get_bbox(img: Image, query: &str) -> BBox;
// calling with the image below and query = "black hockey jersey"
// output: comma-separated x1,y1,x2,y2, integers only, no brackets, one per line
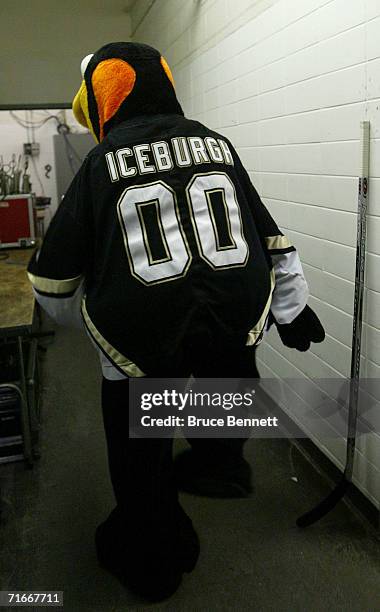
28,42,306,377
28,114,296,375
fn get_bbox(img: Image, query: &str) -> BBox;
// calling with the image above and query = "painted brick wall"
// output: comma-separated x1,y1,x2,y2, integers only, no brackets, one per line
131,0,380,508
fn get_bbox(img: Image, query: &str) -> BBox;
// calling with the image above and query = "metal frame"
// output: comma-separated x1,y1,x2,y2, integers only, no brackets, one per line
0,316,42,467
0,103,71,111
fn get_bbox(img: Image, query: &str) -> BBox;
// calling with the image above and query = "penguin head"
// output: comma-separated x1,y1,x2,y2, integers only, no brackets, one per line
72,42,183,143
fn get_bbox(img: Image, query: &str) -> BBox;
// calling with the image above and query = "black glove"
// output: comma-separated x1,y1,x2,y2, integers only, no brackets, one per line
271,305,325,352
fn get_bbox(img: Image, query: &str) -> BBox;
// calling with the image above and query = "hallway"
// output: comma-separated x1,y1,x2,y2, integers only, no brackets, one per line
0,325,379,611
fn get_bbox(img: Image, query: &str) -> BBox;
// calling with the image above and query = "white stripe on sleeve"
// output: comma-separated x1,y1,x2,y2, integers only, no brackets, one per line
33,281,85,330
270,250,309,324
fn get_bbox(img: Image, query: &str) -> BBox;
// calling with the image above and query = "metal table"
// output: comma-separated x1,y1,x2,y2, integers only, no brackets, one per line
0,249,39,467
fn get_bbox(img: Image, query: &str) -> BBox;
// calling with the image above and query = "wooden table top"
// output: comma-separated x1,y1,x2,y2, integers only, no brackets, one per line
0,249,35,334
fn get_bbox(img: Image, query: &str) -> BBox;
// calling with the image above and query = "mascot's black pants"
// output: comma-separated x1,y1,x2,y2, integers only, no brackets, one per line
100,342,259,594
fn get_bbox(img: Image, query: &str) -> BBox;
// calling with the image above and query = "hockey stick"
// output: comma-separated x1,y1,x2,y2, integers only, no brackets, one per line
296,121,370,528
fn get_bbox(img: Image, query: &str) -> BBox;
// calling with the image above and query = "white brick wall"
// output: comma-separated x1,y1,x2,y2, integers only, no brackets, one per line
131,0,380,509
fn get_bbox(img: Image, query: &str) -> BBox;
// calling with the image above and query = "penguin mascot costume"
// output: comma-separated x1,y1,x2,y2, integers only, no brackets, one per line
28,42,324,600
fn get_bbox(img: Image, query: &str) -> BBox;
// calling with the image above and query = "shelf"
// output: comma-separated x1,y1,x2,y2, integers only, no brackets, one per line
0,435,22,448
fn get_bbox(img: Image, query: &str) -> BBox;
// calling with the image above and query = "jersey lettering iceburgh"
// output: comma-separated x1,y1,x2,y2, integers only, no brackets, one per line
28,114,307,377
104,135,234,180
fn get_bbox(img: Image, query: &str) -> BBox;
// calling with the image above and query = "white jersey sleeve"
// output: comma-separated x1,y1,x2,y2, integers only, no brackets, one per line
269,250,309,324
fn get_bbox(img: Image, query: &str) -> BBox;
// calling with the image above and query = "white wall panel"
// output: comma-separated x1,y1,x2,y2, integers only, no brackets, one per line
131,0,380,508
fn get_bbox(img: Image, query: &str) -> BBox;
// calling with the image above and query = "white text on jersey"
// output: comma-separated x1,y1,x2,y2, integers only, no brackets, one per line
105,137,234,182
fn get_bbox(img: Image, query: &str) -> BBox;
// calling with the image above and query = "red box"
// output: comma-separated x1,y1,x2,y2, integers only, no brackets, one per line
0,195,36,248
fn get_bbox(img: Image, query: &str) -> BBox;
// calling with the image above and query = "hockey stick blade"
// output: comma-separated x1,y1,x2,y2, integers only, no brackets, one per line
296,477,350,528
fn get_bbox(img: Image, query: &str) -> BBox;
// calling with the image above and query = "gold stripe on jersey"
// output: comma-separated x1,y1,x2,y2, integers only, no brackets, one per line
246,269,275,346
27,272,82,294
81,298,145,377
265,235,293,251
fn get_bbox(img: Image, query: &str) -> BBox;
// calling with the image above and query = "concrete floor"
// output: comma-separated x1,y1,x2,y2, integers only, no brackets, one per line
0,324,379,612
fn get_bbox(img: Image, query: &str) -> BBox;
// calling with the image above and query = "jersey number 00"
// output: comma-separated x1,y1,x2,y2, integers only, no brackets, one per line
117,172,249,285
